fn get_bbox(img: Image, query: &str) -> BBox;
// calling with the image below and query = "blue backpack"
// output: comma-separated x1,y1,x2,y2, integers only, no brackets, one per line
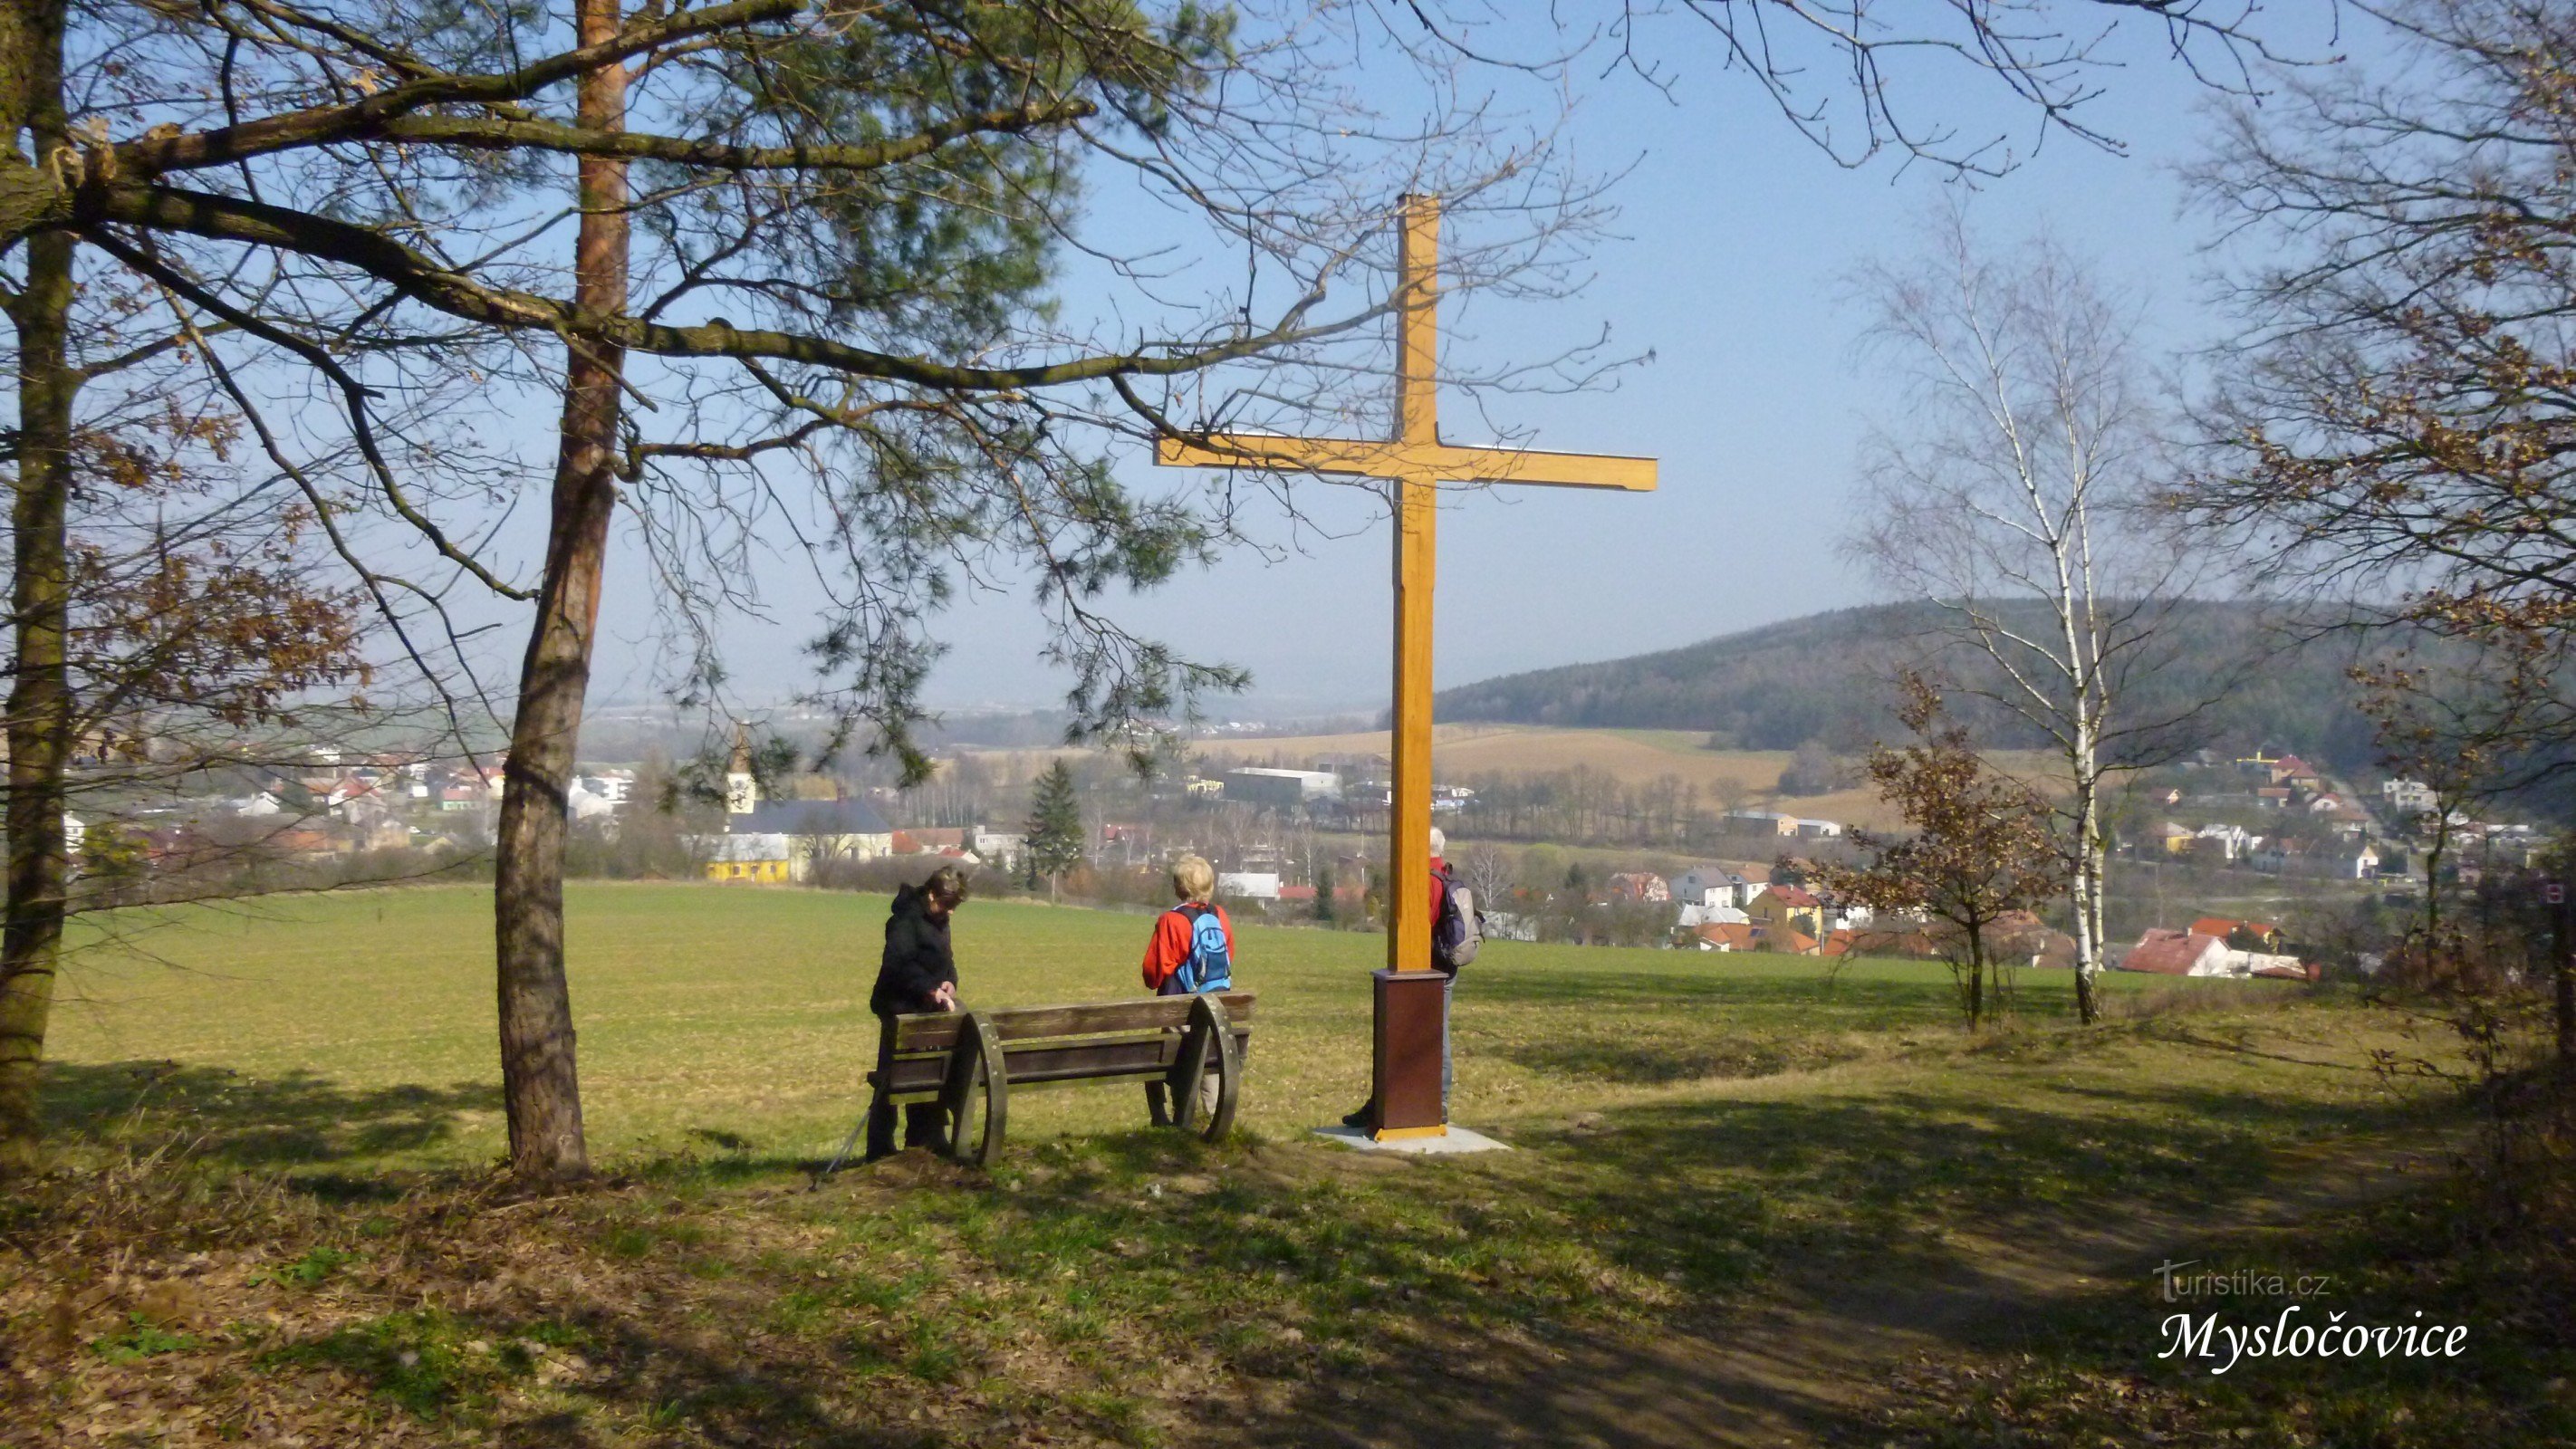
1169,904,1233,993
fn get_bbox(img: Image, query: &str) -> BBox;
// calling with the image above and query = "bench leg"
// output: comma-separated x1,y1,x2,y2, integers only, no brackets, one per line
1169,993,1242,1142
942,1012,1010,1167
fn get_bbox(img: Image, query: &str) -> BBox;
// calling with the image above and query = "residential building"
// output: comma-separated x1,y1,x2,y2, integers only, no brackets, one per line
1676,902,1749,929
706,833,793,884
2117,928,2232,976
1222,768,1341,808
1217,871,1282,901
2382,779,2436,812
1606,872,1671,904
1671,868,1756,909
1746,885,1826,940
2190,916,2284,950
728,796,896,875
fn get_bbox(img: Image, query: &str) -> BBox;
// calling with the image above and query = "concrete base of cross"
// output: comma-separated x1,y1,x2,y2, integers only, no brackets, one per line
1311,1124,1511,1155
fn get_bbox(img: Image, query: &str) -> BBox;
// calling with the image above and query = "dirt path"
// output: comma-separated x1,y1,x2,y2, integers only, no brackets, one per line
1238,1133,2452,1449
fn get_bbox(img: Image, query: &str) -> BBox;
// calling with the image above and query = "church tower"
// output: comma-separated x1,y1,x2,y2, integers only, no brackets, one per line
725,722,758,816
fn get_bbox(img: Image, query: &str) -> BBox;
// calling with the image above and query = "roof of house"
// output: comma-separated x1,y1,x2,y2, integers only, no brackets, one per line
731,797,892,837
1697,922,1760,951
2119,927,2224,974
1761,925,1820,955
2190,916,2284,940
1759,885,1821,907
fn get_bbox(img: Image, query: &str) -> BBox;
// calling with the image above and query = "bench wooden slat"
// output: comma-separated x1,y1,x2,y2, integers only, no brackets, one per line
890,991,1255,1052
870,1026,1250,1095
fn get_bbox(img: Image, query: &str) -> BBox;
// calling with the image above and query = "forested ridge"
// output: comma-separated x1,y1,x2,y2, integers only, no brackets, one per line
1437,601,2399,768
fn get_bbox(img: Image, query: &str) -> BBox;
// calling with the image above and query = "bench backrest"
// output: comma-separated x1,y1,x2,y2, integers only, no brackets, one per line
875,992,1254,1095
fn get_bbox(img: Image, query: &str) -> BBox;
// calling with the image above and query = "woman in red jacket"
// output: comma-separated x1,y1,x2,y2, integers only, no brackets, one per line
1141,853,1233,1125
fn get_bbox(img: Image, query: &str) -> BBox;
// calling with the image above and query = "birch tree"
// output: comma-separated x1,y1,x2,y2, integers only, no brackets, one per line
1851,205,2206,1025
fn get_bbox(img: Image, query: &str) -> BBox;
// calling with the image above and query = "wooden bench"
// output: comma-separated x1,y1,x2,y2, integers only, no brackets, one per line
860,991,1254,1166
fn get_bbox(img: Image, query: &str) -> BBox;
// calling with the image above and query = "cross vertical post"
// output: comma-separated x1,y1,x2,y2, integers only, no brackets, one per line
1388,195,1440,984
1151,193,1657,1142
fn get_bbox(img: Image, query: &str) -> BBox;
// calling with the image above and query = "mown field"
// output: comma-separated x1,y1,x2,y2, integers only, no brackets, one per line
9,884,2564,1449
50,882,2239,1169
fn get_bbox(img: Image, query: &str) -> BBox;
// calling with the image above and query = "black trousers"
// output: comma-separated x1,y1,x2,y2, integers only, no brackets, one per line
865,1099,947,1160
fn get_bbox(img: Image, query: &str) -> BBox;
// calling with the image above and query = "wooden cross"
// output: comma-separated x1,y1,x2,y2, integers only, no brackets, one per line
1156,194,1656,1136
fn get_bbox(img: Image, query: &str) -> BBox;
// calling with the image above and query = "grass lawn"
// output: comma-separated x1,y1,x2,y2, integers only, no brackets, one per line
43,882,2249,1171
7,882,2563,1448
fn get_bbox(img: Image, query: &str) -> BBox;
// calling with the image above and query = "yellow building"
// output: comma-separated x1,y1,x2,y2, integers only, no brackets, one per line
706,832,794,883
1745,886,1825,941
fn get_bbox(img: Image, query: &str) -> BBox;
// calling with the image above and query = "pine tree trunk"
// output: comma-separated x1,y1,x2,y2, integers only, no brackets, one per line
0,0,76,1174
492,0,626,1179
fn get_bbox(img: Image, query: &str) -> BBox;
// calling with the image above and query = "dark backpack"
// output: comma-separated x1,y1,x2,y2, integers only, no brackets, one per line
1432,868,1481,973
1170,903,1233,993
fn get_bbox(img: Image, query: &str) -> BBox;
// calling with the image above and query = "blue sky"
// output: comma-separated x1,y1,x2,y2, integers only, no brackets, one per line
577,5,2363,723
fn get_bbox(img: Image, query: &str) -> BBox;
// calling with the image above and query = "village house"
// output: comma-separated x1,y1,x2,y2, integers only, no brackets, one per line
2117,927,2233,976
1671,867,1760,909
1755,923,1820,955
2382,778,2436,812
706,833,794,884
714,749,894,877
2196,822,2255,861
1676,900,1750,929
1606,872,1671,905
2192,916,2286,951
2120,926,2312,980
1746,885,1827,940
1724,810,1801,837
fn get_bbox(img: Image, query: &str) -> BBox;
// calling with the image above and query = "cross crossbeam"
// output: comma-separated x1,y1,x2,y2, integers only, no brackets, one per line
1154,194,1656,1139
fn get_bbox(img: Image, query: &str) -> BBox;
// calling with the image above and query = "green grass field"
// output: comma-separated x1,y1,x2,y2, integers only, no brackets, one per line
48,882,2282,1171
13,883,2564,1449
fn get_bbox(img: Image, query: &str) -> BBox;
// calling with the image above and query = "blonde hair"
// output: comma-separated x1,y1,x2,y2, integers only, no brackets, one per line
1169,853,1216,903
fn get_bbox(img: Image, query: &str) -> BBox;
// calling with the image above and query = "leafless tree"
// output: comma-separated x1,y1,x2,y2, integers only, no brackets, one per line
2183,0,2576,767
1450,840,1513,909
1850,202,2210,1025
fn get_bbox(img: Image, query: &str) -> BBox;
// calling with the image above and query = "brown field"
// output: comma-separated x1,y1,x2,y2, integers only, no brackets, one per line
1175,724,2062,832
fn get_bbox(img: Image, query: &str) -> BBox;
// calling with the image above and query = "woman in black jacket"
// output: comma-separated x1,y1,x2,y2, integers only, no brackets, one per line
865,867,966,1159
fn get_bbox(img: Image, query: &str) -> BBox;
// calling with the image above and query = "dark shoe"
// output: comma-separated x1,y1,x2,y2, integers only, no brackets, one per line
1340,1105,1373,1129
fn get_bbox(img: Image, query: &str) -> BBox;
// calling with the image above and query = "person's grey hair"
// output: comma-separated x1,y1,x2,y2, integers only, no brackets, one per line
1428,827,1446,856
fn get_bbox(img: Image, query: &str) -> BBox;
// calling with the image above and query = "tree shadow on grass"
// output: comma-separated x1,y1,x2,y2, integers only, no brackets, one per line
1236,1075,2452,1448
41,1059,499,1169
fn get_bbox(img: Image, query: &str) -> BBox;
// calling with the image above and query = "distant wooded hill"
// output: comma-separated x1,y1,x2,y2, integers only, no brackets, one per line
1435,601,2397,771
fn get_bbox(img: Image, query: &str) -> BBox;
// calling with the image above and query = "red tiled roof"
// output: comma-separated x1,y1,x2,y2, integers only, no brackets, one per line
2192,916,2282,940
2119,928,2221,974
1697,922,1759,951
1762,886,1821,907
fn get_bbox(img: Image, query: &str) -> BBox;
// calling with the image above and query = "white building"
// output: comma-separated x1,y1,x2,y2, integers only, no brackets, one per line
1678,868,1761,908
2382,779,2437,812
1222,768,1341,808
1216,871,1282,901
